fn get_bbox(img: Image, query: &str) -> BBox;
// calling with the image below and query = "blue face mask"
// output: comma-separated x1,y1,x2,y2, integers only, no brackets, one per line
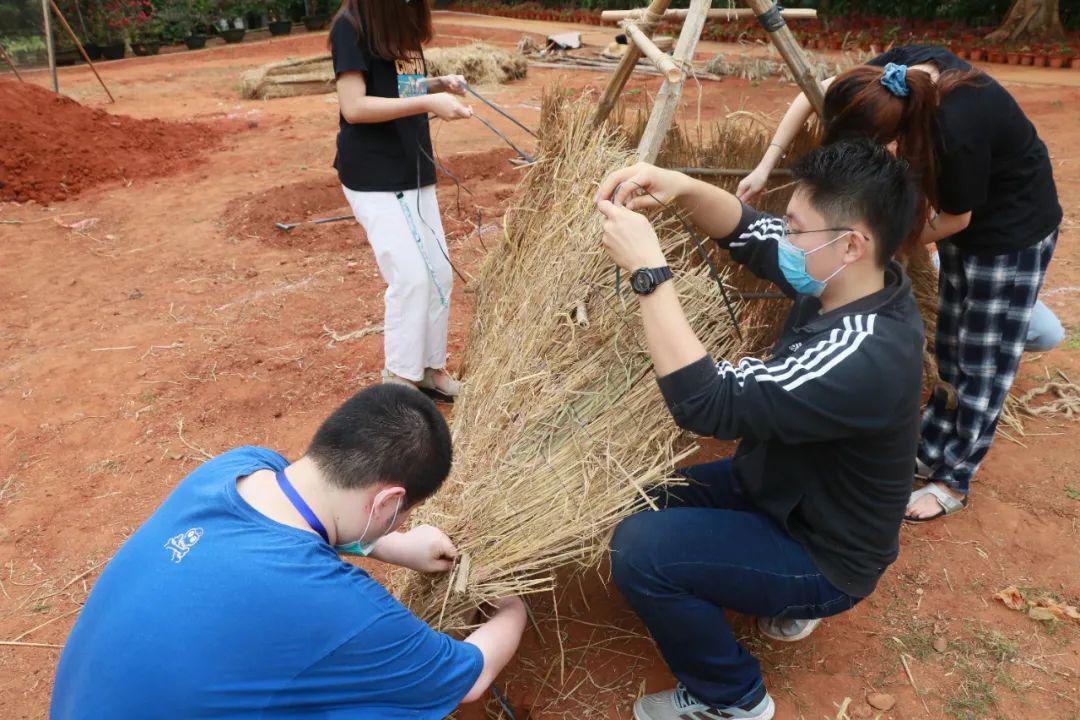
777,230,851,297
336,495,402,557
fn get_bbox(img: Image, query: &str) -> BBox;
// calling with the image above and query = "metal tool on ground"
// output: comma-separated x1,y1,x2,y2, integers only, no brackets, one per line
274,214,354,232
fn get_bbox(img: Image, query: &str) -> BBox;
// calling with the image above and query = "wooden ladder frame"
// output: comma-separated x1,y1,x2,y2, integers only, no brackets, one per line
593,1,824,164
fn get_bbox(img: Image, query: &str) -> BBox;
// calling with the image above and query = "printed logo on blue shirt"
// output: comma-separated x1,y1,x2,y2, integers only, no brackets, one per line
395,55,427,98
164,527,204,563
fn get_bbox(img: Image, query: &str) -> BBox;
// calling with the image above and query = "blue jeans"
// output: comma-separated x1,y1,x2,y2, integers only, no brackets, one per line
610,459,861,708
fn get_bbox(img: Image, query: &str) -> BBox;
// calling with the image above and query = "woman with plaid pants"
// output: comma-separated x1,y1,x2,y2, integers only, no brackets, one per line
741,45,1062,522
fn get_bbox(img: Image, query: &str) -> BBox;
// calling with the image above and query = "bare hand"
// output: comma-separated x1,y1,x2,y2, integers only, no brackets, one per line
596,200,667,272
736,166,769,203
439,74,468,96
427,93,473,121
595,162,685,212
399,524,458,572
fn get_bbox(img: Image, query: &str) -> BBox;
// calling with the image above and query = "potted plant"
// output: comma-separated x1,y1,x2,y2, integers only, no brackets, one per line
987,44,1005,63
1047,43,1068,69
969,38,985,62
95,0,131,59
268,0,293,35
1019,44,1033,65
216,0,247,41
302,0,330,31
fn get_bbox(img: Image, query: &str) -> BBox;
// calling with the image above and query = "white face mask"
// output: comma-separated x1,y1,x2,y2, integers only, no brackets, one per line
335,494,402,557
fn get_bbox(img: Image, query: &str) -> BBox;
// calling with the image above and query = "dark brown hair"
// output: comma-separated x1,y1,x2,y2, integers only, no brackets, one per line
822,63,985,249
332,0,433,61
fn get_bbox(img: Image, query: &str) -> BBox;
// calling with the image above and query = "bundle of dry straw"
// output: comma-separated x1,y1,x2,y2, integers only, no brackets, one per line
391,92,752,632
424,42,528,85
239,43,526,100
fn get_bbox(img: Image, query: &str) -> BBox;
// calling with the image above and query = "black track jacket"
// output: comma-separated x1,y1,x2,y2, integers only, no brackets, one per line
656,205,924,597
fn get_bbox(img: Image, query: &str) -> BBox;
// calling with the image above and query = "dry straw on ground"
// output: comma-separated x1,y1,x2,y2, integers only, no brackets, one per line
391,91,755,632
239,44,526,100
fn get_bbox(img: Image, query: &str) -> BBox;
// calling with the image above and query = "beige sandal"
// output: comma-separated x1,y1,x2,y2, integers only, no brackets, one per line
418,368,460,403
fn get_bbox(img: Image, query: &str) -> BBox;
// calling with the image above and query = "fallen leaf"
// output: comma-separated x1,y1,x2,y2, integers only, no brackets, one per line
1028,606,1056,622
867,693,896,711
994,586,1027,611
933,637,948,653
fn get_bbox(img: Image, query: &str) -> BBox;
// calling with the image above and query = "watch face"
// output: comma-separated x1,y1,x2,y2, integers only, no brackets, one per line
630,269,653,294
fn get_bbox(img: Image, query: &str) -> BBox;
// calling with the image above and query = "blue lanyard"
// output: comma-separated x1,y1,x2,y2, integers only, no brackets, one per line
275,469,329,543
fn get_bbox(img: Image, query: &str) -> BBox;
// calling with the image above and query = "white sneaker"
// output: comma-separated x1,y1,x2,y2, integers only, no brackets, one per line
634,683,775,720
757,616,822,642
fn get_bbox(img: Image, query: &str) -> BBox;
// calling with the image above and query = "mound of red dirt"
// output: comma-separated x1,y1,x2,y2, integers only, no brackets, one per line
0,80,223,204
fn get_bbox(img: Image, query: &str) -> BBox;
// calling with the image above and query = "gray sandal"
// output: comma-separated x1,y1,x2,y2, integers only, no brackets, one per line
904,483,968,524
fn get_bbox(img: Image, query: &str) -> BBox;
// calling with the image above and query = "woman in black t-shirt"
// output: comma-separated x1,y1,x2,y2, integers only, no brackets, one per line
741,46,1062,524
330,0,474,401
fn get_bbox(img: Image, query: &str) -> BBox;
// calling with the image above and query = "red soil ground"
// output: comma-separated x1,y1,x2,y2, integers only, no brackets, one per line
1,14,1078,720
0,81,228,204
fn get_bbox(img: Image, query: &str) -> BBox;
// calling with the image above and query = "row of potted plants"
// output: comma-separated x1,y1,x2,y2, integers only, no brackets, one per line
30,0,334,63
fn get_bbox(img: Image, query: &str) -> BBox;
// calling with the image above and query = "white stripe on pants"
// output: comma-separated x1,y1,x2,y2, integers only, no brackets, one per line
342,184,452,382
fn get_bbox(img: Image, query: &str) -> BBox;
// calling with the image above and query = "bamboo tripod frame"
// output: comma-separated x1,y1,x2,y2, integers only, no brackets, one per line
592,0,824,163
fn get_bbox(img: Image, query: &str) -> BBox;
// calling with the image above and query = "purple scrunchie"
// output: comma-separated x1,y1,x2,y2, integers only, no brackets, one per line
880,62,910,97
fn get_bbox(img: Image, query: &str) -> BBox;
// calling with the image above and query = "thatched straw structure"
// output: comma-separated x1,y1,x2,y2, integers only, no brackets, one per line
391,92,754,632
239,43,526,100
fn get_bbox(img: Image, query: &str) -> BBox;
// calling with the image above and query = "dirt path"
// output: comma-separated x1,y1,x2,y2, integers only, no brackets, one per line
1,16,1077,720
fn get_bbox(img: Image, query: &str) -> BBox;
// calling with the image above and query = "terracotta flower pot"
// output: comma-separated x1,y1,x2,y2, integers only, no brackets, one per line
988,50,1004,63
1005,51,1020,64
955,47,968,59
969,49,984,61
1047,55,1064,68
1033,53,1047,67
1020,53,1033,65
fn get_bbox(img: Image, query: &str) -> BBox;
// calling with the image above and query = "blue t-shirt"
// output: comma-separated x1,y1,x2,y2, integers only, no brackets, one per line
51,447,483,719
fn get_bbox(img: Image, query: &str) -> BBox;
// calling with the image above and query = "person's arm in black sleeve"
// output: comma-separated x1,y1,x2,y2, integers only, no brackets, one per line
655,314,893,443
713,203,797,297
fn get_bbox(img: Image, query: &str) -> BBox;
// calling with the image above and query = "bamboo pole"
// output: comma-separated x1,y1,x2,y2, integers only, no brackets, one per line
592,0,674,128
622,21,683,84
635,0,709,163
0,41,25,82
742,0,824,115
601,7,817,22
49,0,115,103
40,0,58,92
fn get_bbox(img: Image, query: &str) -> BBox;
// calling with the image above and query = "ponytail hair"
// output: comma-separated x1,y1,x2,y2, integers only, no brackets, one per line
822,62,985,249
332,0,433,61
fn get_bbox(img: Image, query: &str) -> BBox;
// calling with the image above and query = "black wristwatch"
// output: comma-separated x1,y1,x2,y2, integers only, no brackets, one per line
630,266,673,295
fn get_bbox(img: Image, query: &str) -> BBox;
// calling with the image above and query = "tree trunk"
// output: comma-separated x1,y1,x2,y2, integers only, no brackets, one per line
985,0,1065,43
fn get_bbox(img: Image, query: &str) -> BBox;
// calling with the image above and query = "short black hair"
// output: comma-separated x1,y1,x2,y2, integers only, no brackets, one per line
307,384,452,507
791,138,917,265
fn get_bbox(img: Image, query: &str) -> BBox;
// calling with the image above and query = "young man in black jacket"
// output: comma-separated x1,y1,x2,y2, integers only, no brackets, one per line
594,139,924,720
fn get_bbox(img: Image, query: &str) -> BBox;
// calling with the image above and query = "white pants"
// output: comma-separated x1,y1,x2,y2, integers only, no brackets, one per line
342,184,453,381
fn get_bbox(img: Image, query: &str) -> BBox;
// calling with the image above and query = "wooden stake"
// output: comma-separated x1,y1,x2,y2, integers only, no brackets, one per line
635,0,710,163
741,0,824,115
40,0,58,92
622,21,683,84
592,0,674,128
0,40,25,82
49,0,115,103
601,7,816,22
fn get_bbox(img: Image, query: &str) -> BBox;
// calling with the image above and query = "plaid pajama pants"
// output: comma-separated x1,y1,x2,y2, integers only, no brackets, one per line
919,229,1058,494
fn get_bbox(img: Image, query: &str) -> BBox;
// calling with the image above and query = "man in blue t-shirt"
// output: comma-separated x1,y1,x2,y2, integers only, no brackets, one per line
51,385,526,719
